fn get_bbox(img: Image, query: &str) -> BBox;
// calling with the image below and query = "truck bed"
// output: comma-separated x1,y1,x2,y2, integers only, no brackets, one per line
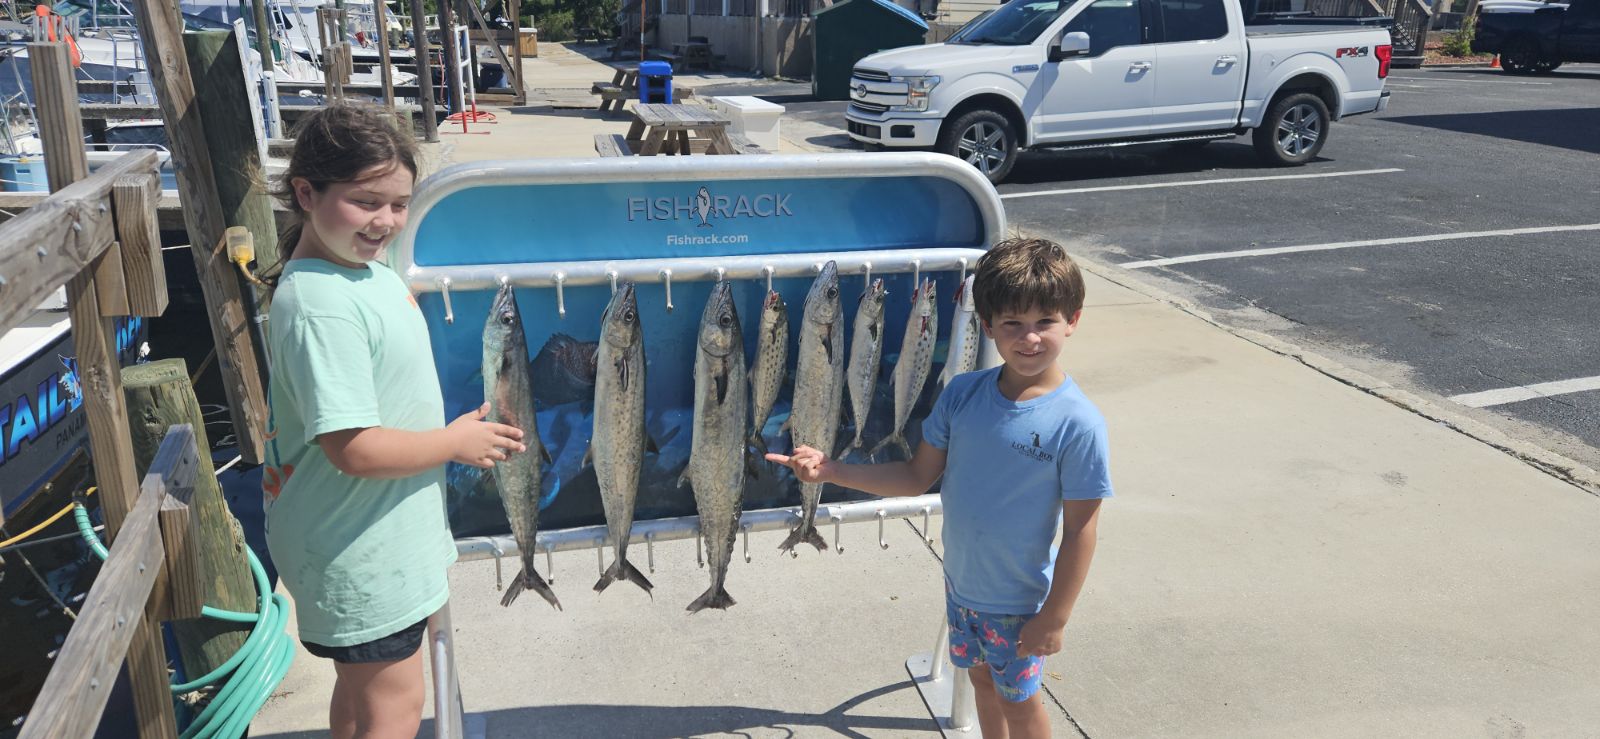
1247,21,1392,36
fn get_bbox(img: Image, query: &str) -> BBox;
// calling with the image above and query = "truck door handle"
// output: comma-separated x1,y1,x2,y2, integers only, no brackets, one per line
1216,55,1239,65
1129,61,1152,71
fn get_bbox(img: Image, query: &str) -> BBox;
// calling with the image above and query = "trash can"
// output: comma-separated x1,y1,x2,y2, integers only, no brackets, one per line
812,0,929,101
639,60,673,104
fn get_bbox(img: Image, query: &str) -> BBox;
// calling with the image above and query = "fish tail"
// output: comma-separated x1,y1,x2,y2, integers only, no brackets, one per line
501,567,563,610
835,435,859,459
748,431,768,455
777,522,829,554
894,435,912,459
595,556,655,596
686,585,736,613
868,432,903,459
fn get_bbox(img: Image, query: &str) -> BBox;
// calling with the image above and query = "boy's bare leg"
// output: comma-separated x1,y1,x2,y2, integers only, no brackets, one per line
967,665,1012,739
329,647,426,739
996,689,1051,739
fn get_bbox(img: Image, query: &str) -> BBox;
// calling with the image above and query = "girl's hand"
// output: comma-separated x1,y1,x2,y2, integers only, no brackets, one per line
765,445,836,484
447,403,526,468
1017,615,1065,658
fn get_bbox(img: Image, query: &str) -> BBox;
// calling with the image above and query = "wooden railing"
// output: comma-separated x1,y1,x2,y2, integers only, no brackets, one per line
3,38,245,739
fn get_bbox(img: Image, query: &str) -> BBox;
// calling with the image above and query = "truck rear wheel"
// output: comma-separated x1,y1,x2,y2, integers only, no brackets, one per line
1499,38,1543,74
1253,92,1328,167
938,109,1018,184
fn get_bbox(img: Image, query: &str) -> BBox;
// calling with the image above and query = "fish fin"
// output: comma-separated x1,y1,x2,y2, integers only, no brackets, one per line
778,523,829,554
541,445,553,466
894,435,912,459
748,432,768,456
869,322,878,341
778,416,790,435
677,468,691,489
686,586,736,613
581,442,592,469
616,353,629,392
645,434,661,455
595,558,654,596
835,436,859,459
501,568,563,610
821,324,834,364
715,368,729,405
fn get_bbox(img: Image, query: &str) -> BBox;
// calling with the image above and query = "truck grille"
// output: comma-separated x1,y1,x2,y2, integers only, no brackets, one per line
847,120,882,139
853,68,891,82
850,101,889,115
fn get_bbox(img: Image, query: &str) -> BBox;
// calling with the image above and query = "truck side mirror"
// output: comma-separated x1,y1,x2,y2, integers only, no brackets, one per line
1050,31,1092,62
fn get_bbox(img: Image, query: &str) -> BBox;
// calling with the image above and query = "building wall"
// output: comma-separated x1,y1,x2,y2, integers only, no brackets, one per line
653,14,814,78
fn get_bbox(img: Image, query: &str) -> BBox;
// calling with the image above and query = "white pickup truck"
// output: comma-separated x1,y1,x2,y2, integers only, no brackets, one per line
844,0,1393,182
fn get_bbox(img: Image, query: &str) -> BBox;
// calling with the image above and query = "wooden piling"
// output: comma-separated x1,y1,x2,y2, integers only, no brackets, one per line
184,29,280,290
122,359,256,680
129,0,270,465
411,0,440,141
439,0,463,114
509,0,525,104
375,0,397,112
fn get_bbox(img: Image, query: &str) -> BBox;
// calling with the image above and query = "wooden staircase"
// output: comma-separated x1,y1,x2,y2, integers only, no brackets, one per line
1284,0,1432,67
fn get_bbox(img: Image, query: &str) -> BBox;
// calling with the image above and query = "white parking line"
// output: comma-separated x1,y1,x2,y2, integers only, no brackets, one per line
1000,168,1404,200
1451,376,1600,408
1120,223,1600,269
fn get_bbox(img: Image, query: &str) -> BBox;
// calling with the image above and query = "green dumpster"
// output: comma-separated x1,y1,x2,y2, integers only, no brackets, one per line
811,0,929,101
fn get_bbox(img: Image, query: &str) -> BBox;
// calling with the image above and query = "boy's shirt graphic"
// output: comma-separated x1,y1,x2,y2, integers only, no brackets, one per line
924,366,1113,615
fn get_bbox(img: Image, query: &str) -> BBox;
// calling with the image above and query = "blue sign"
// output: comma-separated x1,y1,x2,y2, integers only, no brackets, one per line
398,155,1002,535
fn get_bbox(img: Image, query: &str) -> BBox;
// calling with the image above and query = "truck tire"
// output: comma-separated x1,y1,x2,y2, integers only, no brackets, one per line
1253,92,1329,167
1499,38,1543,74
938,109,1018,184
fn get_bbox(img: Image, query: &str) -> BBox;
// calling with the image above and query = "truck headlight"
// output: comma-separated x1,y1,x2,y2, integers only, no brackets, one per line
892,75,941,112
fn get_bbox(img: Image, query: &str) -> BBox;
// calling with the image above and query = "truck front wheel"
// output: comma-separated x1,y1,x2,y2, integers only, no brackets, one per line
939,109,1018,184
1253,92,1329,167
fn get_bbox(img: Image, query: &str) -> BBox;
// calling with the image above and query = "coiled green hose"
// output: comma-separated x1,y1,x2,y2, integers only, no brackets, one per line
74,502,294,739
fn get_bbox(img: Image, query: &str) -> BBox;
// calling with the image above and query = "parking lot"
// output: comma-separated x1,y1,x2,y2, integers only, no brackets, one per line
753,64,1600,476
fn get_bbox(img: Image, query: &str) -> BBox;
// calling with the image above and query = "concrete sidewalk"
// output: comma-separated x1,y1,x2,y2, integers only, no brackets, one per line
251,44,1600,739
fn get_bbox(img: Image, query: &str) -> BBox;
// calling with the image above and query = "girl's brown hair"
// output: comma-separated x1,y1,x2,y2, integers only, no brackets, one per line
265,102,418,284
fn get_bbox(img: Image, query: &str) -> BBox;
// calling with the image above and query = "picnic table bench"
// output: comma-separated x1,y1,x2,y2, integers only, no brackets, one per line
592,64,638,114
593,131,770,157
593,104,770,157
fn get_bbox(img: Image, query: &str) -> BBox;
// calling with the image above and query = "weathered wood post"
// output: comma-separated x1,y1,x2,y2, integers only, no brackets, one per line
375,0,397,111
439,0,464,114
122,359,257,680
28,40,178,738
509,0,525,104
411,0,440,141
129,0,271,465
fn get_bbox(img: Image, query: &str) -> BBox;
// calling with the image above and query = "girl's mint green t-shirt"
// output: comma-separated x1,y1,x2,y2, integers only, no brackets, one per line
263,259,457,647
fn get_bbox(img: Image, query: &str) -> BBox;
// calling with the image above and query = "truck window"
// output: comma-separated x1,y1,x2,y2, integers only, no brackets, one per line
1159,0,1228,42
953,0,1083,45
1063,0,1145,56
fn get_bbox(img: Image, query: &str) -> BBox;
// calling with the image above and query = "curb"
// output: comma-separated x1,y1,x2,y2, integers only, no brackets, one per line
1420,61,1497,68
1044,238,1600,499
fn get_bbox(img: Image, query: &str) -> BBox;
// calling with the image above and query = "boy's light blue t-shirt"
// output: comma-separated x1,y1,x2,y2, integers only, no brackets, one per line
262,259,457,647
923,367,1113,615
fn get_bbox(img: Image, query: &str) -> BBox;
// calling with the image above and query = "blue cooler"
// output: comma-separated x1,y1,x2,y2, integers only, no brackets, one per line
638,60,673,104
0,155,50,192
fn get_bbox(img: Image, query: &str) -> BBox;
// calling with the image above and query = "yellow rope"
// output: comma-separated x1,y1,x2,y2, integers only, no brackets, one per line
0,486,97,549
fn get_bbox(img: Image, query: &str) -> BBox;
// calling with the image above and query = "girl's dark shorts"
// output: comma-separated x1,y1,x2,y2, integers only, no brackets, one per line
302,618,427,664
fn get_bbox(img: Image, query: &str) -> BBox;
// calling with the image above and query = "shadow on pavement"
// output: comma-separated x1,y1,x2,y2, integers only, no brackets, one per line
1004,140,1331,186
1422,67,1600,82
254,681,937,739
1382,107,1600,155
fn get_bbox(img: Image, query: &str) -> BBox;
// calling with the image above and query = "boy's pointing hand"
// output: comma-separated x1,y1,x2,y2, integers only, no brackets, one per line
1017,615,1065,658
764,445,835,484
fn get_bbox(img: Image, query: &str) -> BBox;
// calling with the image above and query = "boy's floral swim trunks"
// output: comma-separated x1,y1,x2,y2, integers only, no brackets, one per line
945,586,1044,702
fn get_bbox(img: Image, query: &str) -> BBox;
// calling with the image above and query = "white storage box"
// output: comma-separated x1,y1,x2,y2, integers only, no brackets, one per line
712,95,784,151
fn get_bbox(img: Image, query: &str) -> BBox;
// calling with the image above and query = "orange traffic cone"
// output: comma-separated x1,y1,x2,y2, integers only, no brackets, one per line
1490,55,1501,69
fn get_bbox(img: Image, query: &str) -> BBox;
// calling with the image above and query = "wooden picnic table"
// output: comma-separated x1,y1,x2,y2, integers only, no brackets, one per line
670,41,719,70
592,63,639,113
625,103,737,156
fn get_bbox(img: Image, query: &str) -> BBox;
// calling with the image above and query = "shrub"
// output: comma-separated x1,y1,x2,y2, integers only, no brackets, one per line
1441,15,1476,57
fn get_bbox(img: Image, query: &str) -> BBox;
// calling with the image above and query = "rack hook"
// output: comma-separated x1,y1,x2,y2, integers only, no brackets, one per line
832,509,845,554
742,523,751,564
696,525,705,568
596,535,606,577
660,268,674,312
789,510,802,558
554,272,567,319
958,257,969,284
715,266,727,283
645,532,656,573
607,270,619,294
544,542,555,584
438,277,454,324
763,264,775,293
491,541,504,591
877,509,889,550
911,259,923,302
921,505,934,545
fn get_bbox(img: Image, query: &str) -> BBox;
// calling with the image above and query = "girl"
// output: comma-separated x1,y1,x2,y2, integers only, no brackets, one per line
262,102,525,739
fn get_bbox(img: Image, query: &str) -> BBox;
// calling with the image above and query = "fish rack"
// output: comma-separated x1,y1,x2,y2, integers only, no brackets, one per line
396,153,1003,739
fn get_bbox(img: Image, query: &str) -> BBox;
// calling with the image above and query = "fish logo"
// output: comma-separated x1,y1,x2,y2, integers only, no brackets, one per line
695,186,713,228
58,355,83,412
1031,432,1041,447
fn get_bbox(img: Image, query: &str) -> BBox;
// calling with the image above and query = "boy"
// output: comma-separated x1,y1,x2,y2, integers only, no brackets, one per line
767,238,1112,739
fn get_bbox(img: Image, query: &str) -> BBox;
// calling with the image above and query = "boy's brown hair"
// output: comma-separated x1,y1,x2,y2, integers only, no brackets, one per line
971,237,1086,325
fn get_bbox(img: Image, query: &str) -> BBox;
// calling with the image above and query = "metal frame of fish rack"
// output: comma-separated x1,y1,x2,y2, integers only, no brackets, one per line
392,152,1005,739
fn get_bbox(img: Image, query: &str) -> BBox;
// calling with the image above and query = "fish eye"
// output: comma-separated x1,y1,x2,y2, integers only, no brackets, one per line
718,313,733,327
826,286,838,299
499,312,514,325
623,309,636,323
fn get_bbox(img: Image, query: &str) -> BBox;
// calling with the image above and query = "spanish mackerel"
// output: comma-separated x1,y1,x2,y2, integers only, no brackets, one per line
779,261,844,554
589,283,654,596
680,282,749,611
935,274,980,396
841,278,887,455
749,289,788,454
871,279,937,460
